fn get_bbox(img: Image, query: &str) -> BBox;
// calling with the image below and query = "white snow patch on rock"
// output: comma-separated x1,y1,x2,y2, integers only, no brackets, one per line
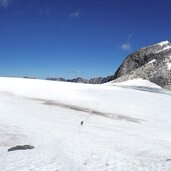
157,40,169,46
156,45,171,53
167,62,171,70
148,59,156,64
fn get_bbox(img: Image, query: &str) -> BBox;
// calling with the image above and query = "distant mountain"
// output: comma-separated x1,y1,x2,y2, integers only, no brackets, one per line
112,41,171,90
47,77,88,83
46,76,114,84
47,41,171,89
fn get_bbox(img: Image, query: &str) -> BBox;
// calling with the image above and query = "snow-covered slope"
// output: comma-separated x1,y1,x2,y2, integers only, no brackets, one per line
107,78,162,88
0,77,171,171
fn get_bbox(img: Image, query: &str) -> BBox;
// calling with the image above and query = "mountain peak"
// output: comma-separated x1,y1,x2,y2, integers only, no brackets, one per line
113,41,171,90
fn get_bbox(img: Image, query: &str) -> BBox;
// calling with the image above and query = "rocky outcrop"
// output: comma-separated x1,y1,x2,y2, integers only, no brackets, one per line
114,41,171,79
112,41,171,89
8,145,35,152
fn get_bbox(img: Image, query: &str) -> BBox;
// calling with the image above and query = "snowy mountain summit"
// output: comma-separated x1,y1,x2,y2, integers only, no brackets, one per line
113,41,171,90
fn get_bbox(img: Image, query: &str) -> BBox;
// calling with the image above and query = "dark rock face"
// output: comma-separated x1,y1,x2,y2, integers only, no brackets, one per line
114,41,171,79
8,145,35,152
101,75,115,83
113,41,171,90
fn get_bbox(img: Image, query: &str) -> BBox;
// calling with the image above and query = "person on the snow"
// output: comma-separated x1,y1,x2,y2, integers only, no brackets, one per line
81,121,84,125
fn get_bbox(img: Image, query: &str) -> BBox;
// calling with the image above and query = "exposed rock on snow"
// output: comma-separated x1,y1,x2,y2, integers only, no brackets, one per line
8,145,35,152
166,159,171,162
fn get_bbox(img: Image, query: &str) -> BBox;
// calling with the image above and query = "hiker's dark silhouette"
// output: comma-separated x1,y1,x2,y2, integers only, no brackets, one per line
81,121,84,125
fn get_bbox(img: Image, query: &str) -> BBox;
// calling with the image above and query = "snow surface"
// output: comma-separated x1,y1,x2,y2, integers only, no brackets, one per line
107,78,161,89
148,59,156,64
166,56,171,70
0,77,171,171
167,62,171,70
156,45,171,53
157,41,169,46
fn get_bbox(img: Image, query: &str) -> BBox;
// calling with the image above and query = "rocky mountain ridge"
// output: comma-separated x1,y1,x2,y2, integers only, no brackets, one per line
47,41,171,89
112,41,171,89
46,75,114,84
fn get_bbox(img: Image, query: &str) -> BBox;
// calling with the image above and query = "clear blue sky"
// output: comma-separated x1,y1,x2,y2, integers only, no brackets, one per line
0,0,171,79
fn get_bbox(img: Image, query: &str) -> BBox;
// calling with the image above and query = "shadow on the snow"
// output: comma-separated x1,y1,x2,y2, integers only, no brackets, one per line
116,85,171,96
29,98,143,123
